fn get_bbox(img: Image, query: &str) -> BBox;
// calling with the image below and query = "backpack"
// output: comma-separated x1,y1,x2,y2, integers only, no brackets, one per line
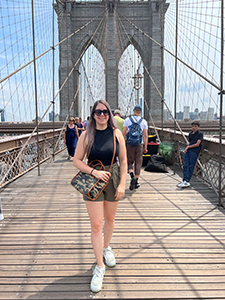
126,116,143,146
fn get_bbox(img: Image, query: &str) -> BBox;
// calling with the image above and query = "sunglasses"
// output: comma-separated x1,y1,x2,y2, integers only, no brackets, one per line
69,119,74,121
94,109,109,116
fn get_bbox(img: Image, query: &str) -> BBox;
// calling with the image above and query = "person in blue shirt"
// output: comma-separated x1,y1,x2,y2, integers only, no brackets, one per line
84,116,90,130
178,121,203,188
64,117,79,160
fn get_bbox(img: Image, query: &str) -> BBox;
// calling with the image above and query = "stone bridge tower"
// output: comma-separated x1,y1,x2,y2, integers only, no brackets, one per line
54,0,169,121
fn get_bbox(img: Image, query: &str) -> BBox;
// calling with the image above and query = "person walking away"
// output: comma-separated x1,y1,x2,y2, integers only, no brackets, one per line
113,109,124,132
75,117,84,136
84,116,90,130
79,117,85,127
64,117,79,160
122,104,148,190
73,100,127,293
178,121,203,188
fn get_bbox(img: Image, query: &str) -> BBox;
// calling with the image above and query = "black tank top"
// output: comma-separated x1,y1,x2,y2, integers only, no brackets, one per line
88,126,119,165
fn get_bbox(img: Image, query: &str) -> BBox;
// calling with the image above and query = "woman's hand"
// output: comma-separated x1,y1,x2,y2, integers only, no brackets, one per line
115,184,125,201
93,170,111,183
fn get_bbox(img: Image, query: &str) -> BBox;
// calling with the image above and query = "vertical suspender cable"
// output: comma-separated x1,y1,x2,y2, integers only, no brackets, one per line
219,0,224,207
52,0,55,161
66,0,70,117
161,0,165,141
31,0,40,176
173,0,178,175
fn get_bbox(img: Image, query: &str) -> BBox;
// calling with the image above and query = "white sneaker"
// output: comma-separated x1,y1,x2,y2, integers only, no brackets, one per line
177,181,190,188
0,213,4,221
103,246,116,267
90,264,105,293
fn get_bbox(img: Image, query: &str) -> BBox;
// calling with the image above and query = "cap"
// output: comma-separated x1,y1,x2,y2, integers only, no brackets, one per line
134,104,142,111
114,109,121,115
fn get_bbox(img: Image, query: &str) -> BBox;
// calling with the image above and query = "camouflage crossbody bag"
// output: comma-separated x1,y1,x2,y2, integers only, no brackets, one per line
71,129,116,200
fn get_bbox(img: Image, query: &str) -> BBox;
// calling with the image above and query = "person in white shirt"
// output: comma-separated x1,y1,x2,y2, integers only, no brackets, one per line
122,105,148,190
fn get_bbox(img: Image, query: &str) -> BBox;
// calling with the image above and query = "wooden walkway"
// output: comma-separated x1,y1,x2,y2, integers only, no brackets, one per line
0,150,225,299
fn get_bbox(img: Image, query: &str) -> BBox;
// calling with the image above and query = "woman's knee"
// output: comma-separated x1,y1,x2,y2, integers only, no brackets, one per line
104,214,115,226
91,220,103,234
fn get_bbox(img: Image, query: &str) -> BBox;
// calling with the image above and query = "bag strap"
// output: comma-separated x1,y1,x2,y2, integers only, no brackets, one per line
137,118,143,125
109,129,116,173
129,116,135,124
88,128,116,173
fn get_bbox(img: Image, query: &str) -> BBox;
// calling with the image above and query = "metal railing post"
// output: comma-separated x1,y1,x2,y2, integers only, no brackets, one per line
219,0,224,207
161,0,165,141
52,0,55,161
31,0,40,176
173,0,178,174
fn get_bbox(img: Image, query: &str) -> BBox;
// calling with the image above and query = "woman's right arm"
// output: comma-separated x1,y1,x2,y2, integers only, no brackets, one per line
64,127,67,144
73,132,93,175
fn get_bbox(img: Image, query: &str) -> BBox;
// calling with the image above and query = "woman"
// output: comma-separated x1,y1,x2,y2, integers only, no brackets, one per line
73,100,127,293
64,117,79,160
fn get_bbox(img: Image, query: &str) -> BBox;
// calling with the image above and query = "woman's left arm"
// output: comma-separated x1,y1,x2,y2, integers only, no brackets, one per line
115,129,127,200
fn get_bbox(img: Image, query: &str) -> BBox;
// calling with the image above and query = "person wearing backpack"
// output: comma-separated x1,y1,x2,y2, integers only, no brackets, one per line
122,105,148,190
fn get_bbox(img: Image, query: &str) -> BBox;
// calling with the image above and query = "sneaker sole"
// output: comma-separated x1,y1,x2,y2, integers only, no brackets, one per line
91,286,102,293
129,178,136,190
103,258,116,268
178,185,190,188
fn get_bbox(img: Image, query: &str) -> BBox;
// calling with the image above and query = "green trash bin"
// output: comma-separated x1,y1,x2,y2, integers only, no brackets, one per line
158,142,174,165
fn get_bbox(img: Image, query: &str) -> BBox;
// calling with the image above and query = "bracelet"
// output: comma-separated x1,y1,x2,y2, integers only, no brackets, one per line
90,168,94,176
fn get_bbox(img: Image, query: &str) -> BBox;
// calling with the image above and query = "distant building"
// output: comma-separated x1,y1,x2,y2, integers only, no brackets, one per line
189,112,199,120
176,111,183,120
164,109,172,121
0,109,5,122
183,106,190,119
55,114,60,121
200,111,208,120
49,111,59,121
207,107,214,120
214,112,219,120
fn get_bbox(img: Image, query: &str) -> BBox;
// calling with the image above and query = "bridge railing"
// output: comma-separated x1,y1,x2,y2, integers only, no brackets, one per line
151,126,225,198
0,128,65,189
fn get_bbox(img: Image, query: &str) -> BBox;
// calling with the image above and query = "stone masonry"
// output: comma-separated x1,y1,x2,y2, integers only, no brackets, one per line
54,0,169,121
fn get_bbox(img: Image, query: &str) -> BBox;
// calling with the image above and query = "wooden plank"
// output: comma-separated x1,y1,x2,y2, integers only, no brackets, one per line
0,150,225,299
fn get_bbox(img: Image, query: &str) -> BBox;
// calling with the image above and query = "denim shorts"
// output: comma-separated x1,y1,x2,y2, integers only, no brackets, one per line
83,162,121,202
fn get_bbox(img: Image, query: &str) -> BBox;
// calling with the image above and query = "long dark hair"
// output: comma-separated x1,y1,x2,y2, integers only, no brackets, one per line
85,100,117,157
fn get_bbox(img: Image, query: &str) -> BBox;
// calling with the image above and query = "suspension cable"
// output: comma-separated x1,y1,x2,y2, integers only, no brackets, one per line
0,10,107,186
117,10,222,92
0,8,107,85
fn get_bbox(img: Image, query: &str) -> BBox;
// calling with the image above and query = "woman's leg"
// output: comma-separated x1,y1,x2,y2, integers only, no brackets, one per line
103,201,119,248
85,201,104,267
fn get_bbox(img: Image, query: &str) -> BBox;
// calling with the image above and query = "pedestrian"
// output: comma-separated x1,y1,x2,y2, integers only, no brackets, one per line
73,100,127,293
84,116,90,130
122,104,148,190
75,117,84,136
64,117,79,160
113,109,124,132
177,120,203,188
0,199,4,221
79,117,85,127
